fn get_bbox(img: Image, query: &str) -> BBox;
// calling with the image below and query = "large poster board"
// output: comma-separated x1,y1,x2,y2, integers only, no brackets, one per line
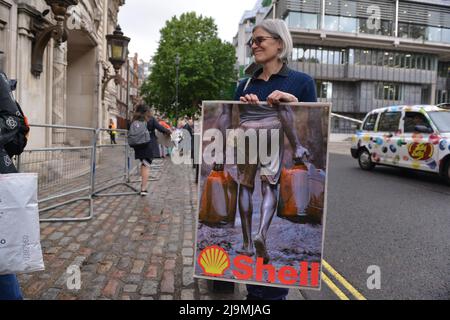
193,101,331,290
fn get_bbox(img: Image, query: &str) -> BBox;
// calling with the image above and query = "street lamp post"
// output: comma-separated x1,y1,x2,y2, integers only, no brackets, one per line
102,25,130,100
126,55,130,125
175,54,180,123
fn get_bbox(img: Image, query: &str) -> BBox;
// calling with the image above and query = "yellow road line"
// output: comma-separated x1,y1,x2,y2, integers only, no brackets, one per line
322,260,367,300
321,272,350,300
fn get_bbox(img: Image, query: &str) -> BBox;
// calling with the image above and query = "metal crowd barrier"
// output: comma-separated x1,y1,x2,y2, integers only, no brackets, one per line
92,128,140,197
16,124,167,223
17,124,96,222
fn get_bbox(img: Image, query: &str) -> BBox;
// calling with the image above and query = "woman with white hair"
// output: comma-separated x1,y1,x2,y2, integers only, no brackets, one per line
215,19,317,300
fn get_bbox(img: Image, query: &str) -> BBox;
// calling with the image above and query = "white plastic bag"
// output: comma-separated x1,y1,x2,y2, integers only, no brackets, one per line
0,173,45,275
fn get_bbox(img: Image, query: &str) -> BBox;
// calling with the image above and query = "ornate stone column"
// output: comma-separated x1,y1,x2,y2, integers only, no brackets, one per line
52,42,67,145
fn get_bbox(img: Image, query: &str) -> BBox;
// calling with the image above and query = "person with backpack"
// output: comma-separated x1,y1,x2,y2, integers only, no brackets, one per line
0,54,27,300
128,104,171,196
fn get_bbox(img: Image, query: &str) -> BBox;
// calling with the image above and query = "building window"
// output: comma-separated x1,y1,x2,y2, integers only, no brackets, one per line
348,49,354,64
359,18,392,36
397,22,448,42
410,24,426,40
316,81,333,100
376,51,384,67
436,90,449,104
287,12,318,30
293,46,345,65
324,15,357,33
324,15,339,31
427,26,442,42
339,16,357,33
300,13,318,29
438,62,450,77
344,49,434,70
398,23,409,38
421,86,430,104
404,54,412,69
287,11,301,28
375,83,402,101
442,28,450,44
394,52,401,68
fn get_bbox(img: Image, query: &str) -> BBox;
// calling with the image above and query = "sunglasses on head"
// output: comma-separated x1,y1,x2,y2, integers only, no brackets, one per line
247,36,279,47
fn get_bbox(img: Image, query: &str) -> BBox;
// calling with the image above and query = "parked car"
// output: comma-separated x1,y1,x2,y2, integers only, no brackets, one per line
351,105,450,185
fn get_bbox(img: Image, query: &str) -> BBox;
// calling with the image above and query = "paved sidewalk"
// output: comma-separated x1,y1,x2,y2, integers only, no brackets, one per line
17,159,249,300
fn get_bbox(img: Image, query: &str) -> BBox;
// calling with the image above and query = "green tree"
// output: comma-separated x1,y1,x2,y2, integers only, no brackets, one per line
141,12,237,118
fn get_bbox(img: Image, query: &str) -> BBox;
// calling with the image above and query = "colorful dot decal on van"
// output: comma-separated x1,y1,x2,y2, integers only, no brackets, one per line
397,139,406,147
390,145,397,153
439,140,447,151
412,161,421,169
375,138,383,145
426,160,437,170
429,134,440,145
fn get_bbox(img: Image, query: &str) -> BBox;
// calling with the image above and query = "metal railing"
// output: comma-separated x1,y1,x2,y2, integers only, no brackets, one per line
17,124,97,222
92,128,140,197
330,113,363,134
16,124,167,223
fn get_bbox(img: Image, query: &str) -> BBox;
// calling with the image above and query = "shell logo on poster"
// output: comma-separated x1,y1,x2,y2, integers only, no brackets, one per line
198,246,321,287
198,246,231,277
408,143,434,161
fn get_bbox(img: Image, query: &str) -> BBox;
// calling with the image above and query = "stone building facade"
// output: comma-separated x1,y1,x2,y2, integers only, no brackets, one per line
0,0,126,147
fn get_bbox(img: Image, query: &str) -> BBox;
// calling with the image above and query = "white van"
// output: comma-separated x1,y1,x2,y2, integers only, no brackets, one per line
351,105,450,185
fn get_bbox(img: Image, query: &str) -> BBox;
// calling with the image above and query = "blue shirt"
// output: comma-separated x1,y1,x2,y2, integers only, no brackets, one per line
234,64,317,123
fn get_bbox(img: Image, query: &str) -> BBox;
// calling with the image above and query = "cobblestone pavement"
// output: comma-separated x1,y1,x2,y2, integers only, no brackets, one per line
17,158,251,300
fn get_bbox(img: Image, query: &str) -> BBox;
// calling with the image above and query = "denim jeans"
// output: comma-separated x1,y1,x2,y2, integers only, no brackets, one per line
0,274,23,300
246,285,288,300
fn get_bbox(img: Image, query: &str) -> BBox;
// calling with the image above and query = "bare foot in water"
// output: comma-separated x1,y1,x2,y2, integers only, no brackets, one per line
236,242,254,257
254,235,270,264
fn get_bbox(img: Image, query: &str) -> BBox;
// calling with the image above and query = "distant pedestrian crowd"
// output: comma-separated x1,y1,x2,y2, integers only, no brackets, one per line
128,104,197,196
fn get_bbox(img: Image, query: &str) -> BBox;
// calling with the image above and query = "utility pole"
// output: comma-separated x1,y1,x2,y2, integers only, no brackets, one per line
175,53,180,124
126,56,130,126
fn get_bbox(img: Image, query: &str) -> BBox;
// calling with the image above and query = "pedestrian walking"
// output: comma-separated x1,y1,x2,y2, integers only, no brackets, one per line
147,111,172,160
0,52,24,300
108,119,117,144
129,104,171,196
157,115,173,158
183,117,195,167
